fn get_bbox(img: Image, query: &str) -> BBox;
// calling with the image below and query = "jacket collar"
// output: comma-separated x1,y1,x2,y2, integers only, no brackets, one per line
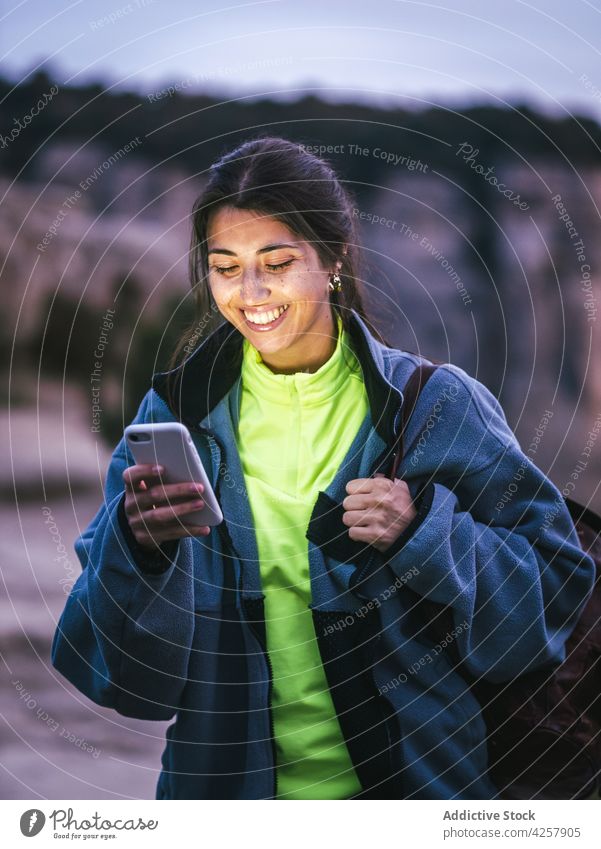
151,308,404,445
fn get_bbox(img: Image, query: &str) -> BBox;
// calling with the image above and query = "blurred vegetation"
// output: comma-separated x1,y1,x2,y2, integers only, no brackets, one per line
2,69,601,191
26,285,197,446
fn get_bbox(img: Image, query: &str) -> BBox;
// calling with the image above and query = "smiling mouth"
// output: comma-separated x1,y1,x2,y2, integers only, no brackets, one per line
241,304,290,326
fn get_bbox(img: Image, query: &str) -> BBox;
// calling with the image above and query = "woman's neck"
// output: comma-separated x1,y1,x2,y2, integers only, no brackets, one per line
258,315,340,375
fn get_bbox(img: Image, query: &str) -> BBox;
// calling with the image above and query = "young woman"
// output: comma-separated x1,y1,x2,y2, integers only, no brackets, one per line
52,136,595,800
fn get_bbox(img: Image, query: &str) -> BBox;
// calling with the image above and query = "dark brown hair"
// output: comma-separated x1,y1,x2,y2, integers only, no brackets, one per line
167,134,391,389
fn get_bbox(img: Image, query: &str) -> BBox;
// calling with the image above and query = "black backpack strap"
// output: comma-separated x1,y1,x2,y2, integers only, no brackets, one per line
387,363,439,479
387,363,462,661
352,362,439,592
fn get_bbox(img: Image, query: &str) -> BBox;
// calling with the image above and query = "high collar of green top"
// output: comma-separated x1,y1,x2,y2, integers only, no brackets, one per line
241,314,362,406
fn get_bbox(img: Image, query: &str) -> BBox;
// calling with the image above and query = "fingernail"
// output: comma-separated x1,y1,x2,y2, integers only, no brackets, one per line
152,465,163,473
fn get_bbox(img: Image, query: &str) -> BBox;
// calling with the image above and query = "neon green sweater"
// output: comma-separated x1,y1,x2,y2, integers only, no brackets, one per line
235,315,367,799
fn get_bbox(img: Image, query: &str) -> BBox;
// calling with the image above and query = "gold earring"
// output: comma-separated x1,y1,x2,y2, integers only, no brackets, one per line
328,271,342,292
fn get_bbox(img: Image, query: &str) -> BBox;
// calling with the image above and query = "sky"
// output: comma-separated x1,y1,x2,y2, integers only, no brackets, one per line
1,0,601,120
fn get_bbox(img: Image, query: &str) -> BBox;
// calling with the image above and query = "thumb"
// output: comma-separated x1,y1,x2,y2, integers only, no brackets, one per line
374,472,387,478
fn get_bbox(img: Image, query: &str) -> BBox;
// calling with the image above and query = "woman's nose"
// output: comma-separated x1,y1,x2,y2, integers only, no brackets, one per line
240,270,271,304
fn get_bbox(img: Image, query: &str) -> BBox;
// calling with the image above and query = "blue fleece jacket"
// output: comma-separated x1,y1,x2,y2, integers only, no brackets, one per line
50,308,595,800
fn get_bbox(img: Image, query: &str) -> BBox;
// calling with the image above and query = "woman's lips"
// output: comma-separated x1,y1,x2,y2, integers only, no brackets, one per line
240,305,289,332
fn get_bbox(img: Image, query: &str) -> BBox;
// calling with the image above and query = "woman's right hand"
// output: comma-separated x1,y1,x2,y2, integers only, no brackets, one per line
122,463,212,552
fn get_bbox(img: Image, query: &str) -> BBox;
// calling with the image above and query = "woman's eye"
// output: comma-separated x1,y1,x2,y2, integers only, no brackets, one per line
211,259,294,275
213,266,238,275
265,259,295,271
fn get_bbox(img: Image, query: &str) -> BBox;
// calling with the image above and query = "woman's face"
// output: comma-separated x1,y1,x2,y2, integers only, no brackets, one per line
206,206,340,374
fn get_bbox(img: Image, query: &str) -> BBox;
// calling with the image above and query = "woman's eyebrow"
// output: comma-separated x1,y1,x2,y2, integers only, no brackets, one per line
208,243,300,256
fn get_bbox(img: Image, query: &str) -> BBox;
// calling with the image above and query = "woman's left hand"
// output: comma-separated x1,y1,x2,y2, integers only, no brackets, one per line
342,473,417,553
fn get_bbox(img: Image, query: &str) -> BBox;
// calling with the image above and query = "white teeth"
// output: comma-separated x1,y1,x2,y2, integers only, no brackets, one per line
243,304,289,325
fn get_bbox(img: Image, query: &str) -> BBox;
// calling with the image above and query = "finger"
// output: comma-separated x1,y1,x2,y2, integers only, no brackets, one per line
347,525,377,543
135,482,205,510
342,509,376,527
122,464,164,490
154,523,212,541
133,498,207,528
134,492,204,513
345,478,373,495
144,481,204,506
188,525,212,537
136,522,212,547
345,477,388,495
137,522,213,549
342,493,384,511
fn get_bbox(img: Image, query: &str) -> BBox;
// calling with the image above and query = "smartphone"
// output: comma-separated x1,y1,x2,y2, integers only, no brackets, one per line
124,422,223,526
